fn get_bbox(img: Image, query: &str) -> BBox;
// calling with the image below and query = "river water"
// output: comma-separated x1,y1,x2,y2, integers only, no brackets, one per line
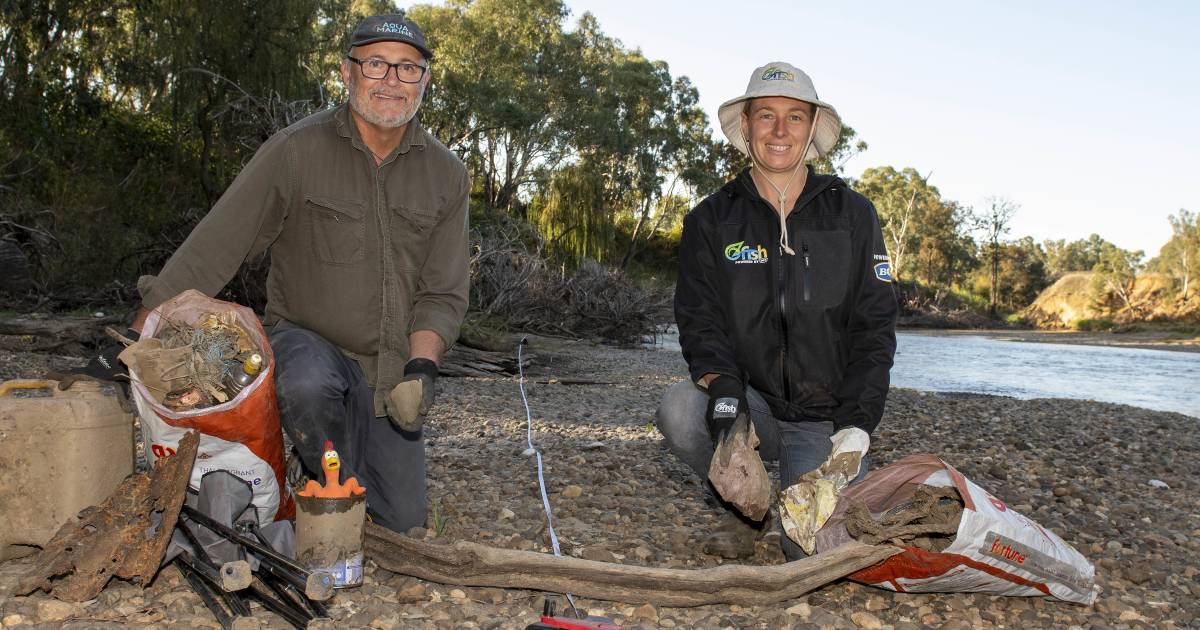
647,329,1200,418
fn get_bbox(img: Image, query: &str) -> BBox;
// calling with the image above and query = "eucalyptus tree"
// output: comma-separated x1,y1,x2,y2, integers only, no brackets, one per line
855,166,939,283
971,197,1018,317
1091,243,1143,313
1042,234,1110,280
411,0,585,215
1150,209,1199,299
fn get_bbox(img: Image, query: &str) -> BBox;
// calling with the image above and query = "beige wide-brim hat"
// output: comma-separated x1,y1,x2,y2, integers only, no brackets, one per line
718,62,842,162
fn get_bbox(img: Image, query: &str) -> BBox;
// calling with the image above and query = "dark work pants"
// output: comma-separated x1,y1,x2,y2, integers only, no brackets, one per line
655,380,868,560
269,320,426,533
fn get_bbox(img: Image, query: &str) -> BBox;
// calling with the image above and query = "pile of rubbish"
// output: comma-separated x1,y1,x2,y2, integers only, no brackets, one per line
121,310,267,411
17,432,336,628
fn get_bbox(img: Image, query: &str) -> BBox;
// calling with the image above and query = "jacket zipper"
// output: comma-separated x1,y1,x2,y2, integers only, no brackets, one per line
802,240,811,302
777,226,791,405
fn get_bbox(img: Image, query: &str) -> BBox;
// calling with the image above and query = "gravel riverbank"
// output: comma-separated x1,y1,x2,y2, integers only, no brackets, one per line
1,335,1197,629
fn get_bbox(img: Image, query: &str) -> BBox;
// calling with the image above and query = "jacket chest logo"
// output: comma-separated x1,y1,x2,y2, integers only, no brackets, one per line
724,241,769,264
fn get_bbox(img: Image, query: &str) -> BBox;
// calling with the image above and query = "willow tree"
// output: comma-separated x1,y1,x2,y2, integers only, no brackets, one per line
529,163,610,263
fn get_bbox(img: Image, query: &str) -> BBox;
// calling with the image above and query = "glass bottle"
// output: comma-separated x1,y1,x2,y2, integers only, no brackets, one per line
226,353,264,395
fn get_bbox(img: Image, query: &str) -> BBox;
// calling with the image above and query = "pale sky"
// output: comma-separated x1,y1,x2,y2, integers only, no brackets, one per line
546,1,1200,257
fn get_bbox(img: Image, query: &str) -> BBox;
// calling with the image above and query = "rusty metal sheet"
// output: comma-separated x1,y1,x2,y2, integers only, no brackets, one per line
17,431,198,601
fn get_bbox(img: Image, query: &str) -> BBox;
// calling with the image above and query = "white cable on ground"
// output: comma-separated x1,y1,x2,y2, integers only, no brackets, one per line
517,338,580,616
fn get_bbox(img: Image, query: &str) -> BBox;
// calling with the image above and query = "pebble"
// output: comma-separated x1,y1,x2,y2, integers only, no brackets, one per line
631,603,658,621
851,610,884,629
562,485,583,498
36,599,77,622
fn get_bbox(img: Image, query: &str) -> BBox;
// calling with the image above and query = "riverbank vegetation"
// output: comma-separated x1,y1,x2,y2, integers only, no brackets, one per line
1,1,1196,338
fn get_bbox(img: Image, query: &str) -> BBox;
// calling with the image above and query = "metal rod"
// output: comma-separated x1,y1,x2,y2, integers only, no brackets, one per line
249,522,329,618
175,551,227,592
181,505,335,601
175,549,252,617
182,505,310,574
175,557,234,630
178,519,254,591
248,578,310,629
259,570,315,623
177,519,214,564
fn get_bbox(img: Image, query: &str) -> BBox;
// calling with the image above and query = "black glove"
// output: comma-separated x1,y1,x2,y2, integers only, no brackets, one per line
45,341,133,412
46,342,128,389
385,358,439,432
704,375,747,445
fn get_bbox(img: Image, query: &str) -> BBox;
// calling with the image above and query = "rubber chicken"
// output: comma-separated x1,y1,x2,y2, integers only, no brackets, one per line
298,440,365,498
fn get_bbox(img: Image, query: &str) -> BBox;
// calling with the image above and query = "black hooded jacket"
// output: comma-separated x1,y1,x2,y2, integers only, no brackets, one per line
675,167,897,433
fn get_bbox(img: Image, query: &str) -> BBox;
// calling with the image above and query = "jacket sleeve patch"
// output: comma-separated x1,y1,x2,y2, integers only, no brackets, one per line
873,261,893,282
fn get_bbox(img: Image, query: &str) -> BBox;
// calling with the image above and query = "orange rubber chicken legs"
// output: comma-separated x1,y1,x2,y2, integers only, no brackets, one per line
298,440,365,498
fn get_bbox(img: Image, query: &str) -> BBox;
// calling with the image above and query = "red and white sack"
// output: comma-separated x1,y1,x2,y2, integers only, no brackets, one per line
816,453,1097,604
129,289,294,523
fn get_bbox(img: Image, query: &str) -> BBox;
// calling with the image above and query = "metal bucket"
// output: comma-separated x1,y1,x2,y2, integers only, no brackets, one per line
0,379,133,561
294,493,366,588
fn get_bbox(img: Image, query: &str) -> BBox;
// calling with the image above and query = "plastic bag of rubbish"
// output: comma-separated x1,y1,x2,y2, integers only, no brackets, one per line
126,289,293,524
707,414,771,521
814,453,1097,605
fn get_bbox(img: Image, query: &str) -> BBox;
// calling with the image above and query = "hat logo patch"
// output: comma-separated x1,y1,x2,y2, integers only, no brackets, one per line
376,22,414,37
760,66,795,82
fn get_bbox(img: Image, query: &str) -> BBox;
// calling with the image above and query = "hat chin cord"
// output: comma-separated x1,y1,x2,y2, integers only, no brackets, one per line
745,109,820,256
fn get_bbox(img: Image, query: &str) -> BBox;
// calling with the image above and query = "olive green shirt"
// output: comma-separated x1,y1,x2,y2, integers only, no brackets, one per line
139,103,470,415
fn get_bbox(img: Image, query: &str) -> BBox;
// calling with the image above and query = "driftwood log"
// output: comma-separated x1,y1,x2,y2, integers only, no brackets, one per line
0,315,124,350
440,344,531,377
365,523,901,607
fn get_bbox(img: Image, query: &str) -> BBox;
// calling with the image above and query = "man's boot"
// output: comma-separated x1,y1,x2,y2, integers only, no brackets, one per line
699,481,767,560
701,511,760,559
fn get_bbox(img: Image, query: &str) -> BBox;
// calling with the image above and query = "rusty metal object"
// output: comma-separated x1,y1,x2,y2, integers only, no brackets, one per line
17,431,199,601
181,505,335,601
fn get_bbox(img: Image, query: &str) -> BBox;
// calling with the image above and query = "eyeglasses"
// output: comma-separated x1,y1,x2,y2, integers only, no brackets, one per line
346,56,427,83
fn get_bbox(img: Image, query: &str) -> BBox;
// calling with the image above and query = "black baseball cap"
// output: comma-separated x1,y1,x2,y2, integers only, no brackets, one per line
347,14,433,60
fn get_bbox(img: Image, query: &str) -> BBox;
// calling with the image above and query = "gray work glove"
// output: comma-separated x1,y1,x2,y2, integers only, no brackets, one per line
384,358,438,432
780,427,872,554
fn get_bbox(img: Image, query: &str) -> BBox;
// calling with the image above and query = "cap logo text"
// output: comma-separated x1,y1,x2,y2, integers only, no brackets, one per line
376,22,414,37
760,66,795,82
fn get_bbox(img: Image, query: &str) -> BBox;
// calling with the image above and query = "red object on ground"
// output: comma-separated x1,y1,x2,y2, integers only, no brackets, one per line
527,615,622,630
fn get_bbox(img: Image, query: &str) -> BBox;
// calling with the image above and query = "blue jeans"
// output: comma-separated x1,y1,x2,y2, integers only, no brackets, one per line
269,320,426,533
655,380,868,559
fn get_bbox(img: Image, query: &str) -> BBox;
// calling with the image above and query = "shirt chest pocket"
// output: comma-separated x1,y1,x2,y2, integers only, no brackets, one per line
307,196,366,266
796,229,851,309
390,204,439,270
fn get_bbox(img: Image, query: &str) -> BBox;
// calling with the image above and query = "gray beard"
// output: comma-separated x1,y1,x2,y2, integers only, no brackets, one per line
348,82,423,128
